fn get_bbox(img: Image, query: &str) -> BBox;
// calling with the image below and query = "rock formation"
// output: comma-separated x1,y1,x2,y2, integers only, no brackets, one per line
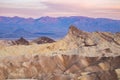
0,40,14,46
0,37,29,46
13,37,29,45
0,54,119,80
32,36,55,44
0,25,120,80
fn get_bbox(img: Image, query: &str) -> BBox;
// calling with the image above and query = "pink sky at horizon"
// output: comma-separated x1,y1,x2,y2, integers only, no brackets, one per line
0,0,120,19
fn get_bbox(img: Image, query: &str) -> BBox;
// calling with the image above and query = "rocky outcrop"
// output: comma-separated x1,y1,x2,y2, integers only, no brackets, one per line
0,26,120,80
0,36,55,46
0,37,29,46
65,25,120,47
0,54,120,80
13,37,29,45
32,37,55,44
59,25,120,56
0,26,119,56
0,40,14,46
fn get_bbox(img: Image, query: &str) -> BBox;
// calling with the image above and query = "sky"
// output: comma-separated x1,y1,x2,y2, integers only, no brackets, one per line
0,0,120,19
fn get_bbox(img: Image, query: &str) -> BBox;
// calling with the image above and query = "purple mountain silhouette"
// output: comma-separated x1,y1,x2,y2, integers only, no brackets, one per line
0,16,120,39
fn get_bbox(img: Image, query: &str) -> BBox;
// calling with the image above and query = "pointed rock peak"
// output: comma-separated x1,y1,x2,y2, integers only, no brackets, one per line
69,25,80,33
15,37,29,45
68,25,88,37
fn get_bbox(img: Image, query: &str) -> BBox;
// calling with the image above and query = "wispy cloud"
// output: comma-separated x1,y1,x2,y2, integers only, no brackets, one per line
0,0,120,19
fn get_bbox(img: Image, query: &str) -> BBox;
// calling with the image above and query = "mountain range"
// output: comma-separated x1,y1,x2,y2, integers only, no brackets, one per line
0,16,120,39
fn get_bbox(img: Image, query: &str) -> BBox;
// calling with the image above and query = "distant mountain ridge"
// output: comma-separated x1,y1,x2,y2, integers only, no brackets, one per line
0,16,120,39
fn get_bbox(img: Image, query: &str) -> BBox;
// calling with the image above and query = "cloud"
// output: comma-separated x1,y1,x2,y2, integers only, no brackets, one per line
0,0,46,9
0,0,120,19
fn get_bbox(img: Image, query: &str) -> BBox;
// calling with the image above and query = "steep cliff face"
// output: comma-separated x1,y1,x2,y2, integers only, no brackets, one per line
0,26,120,80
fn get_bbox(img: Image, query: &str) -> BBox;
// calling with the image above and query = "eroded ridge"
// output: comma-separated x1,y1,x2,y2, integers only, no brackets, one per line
0,26,120,80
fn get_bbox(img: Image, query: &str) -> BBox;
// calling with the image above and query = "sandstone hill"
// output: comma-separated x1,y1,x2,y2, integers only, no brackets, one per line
0,37,29,46
0,36,55,46
0,40,14,46
0,26,120,80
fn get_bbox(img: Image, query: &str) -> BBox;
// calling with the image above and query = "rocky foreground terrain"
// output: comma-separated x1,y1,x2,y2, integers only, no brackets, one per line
0,26,120,80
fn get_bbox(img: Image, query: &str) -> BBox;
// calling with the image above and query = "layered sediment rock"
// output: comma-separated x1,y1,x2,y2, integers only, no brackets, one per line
0,26,120,80
0,54,120,80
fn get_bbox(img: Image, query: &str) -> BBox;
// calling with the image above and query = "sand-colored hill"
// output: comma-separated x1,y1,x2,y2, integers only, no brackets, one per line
0,26,120,80
0,26,120,57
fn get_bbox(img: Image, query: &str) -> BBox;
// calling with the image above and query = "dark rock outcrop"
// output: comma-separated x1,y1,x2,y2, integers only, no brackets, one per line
32,37,55,44
13,37,29,45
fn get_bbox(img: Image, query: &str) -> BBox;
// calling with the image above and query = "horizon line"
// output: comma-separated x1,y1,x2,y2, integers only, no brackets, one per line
0,15,120,20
